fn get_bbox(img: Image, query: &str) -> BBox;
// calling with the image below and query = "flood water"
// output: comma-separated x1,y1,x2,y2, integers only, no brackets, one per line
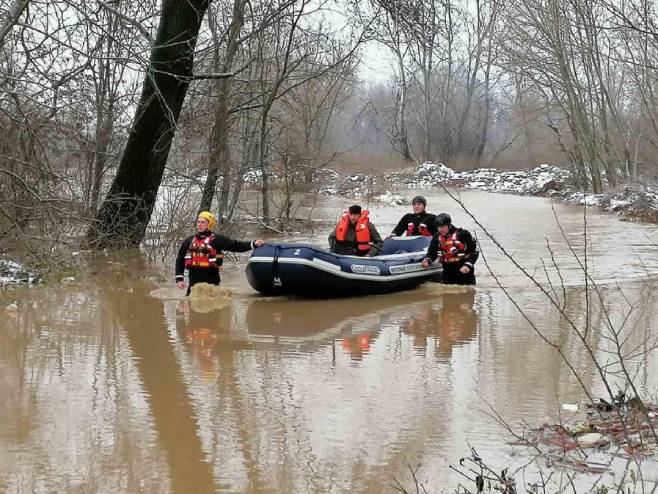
1,190,657,493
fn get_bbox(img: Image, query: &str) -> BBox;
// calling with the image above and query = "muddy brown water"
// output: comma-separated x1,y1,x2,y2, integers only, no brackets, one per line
1,190,657,492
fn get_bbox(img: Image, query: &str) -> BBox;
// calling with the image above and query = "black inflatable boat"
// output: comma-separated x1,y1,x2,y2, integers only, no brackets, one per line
245,236,442,297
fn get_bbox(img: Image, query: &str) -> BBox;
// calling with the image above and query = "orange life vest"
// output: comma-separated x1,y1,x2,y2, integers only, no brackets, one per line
439,230,467,263
341,332,371,352
406,222,432,236
335,211,371,253
184,235,224,269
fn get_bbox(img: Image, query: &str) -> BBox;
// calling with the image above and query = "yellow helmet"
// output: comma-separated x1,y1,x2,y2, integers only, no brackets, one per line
197,211,217,230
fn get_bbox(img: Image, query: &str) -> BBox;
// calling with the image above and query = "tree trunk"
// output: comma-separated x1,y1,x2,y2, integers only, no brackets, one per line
396,54,413,162
259,121,270,219
90,122,111,212
226,121,257,221
422,66,432,161
475,57,492,166
200,77,231,213
199,0,246,217
88,0,210,248
91,98,115,212
0,0,29,48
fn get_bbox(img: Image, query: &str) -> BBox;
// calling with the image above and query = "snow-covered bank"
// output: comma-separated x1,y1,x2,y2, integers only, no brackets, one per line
565,186,658,223
320,162,658,224
390,162,572,196
0,259,41,286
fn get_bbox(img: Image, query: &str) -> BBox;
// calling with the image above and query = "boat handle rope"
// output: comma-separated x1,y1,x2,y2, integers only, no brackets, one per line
272,245,280,283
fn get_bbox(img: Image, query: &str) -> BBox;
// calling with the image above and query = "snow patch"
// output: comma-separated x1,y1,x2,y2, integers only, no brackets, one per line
377,191,405,206
0,259,41,286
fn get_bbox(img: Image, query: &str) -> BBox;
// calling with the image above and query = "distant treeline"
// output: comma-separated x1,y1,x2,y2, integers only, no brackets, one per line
0,0,657,249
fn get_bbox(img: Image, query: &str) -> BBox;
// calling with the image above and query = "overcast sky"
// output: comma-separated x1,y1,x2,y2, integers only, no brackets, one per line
359,41,395,84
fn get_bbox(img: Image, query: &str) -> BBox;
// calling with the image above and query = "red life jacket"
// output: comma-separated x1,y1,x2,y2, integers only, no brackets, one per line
406,221,432,236
335,211,371,253
439,230,467,263
184,234,224,269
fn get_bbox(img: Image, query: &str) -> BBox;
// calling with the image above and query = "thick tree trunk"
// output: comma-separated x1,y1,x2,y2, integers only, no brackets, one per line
88,0,209,248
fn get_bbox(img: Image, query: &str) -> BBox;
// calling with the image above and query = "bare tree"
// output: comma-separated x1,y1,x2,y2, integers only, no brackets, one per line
88,0,212,247
272,53,357,225
199,0,247,215
358,2,414,161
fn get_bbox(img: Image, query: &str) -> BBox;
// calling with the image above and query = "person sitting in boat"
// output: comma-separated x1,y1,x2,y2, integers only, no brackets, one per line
421,213,479,285
328,205,383,256
176,211,264,294
389,195,437,238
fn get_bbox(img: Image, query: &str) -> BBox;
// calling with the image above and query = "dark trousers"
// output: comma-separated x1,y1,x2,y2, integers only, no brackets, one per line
186,268,221,295
441,264,476,285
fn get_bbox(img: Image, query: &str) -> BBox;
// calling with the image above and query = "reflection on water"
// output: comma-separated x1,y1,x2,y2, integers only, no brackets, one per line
400,289,477,360
176,300,236,380
111,281,216,494
1,191,657,493
243,289,478,363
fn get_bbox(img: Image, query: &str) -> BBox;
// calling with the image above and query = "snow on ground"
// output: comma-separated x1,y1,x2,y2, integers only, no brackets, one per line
376,191,405,206
321,162,573,199
315,162,658,223
0,259,41,286
565,186,658,222
386,162,572,196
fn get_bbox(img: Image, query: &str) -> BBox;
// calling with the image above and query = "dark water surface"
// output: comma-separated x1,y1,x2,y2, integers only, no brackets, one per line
1,191,657,492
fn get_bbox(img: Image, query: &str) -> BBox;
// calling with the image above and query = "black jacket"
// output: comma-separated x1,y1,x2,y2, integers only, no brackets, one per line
392,212,437,236
426,226,479,267
175,230,254,281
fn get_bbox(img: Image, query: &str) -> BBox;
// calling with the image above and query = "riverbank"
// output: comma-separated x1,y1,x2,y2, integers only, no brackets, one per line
0,259,41,287
325,162,658,224
3,163,655,286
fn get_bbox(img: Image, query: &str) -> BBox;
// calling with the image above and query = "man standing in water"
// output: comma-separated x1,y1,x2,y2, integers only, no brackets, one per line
421,213,478,285
390,195,436,237
328,205,383,256
176,211,264,294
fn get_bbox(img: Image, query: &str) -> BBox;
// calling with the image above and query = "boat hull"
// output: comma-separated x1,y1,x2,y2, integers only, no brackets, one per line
246,238,442,297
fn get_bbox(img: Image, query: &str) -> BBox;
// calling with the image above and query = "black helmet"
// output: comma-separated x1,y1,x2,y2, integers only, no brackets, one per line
435,213,451,226
411,195,426,206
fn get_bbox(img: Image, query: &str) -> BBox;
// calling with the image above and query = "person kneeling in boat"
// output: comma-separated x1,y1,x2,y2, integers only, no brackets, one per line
389,195,436,238
328,205,383,256
421,213,479,285
176,211,264,294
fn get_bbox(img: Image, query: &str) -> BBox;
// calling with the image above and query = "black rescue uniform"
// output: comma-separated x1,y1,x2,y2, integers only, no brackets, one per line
175,230,255,293
392,212,437,237
426,226,479,285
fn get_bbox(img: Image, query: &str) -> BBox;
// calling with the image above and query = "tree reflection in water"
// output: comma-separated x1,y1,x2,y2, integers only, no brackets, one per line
112,279,217,494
